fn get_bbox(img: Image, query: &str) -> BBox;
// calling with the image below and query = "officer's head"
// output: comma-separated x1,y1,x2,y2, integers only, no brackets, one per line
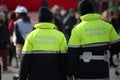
78,0,95,16
38,7,53,22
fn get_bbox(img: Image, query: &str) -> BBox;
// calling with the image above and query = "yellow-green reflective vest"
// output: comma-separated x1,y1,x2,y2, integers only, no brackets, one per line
69,14,120,46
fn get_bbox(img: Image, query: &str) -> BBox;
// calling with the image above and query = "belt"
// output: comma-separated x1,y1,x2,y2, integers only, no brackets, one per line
79,52,109,63
80,55,105,60
77,78,109,80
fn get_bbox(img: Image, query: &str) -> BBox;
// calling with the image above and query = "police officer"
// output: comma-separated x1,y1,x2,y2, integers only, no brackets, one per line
19,7,67,80
66,0,120,80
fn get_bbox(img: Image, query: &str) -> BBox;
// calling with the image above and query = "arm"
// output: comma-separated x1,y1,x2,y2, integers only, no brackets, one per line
60,36,68,80
14,23,24,44
66,28,81,77
109,25,120,55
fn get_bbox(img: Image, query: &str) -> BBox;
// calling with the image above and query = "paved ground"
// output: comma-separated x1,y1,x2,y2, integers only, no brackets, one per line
1,58,120,80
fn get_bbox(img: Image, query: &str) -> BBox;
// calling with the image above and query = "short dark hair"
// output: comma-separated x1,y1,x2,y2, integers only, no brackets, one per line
38,7,53,22
78,0,95,16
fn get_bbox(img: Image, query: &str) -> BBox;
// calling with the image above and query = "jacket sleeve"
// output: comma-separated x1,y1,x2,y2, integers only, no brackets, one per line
66,28,81,77
19,33,33,80
66,47,80,77
14,23,24,44
109,25,120,54
59,36,67,80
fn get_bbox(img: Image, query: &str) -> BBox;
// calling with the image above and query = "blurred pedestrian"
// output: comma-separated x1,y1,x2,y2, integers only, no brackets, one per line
111,9,120,35
109,9,120,68
12,6,22,68
8,12,17,67
101,10,118,68
66,0,120,80
14,6,34,68
63,9,78,40
19,7,67,80
0,12,10,72
52,5,63,31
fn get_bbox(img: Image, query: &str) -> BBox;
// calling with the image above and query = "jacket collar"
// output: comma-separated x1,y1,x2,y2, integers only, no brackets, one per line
80,14,101,21
34,22,56,29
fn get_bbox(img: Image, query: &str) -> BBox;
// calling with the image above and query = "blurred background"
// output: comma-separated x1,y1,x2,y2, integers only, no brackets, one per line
0,0,120,80
0,0,119,23
0,0,119,12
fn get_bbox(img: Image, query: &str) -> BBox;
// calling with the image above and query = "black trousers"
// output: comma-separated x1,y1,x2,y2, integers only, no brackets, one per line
9,44,17,66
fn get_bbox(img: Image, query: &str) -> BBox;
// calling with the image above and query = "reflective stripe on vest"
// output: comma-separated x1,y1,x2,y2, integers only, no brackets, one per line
110,39,120,44
22,50,67,54
81,43,108,48
69,43,108,48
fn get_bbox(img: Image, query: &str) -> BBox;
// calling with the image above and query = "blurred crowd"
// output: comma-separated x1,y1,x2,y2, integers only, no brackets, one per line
0,0,119,75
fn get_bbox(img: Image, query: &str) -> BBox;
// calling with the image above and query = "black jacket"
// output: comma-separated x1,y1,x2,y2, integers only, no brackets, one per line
0,21,10,49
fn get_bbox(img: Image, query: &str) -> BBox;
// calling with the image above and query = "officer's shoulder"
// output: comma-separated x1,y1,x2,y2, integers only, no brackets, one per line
101,20,114,29
72,23,79,28
26,29,37,37
101,20,112,26
72,23,81,31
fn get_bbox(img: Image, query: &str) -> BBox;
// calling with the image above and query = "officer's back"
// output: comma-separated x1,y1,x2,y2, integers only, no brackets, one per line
66,0,120,80
19,7,67,80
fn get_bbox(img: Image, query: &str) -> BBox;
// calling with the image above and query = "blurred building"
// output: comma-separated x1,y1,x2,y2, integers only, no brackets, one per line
0,0,120,12
0,0,78,11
